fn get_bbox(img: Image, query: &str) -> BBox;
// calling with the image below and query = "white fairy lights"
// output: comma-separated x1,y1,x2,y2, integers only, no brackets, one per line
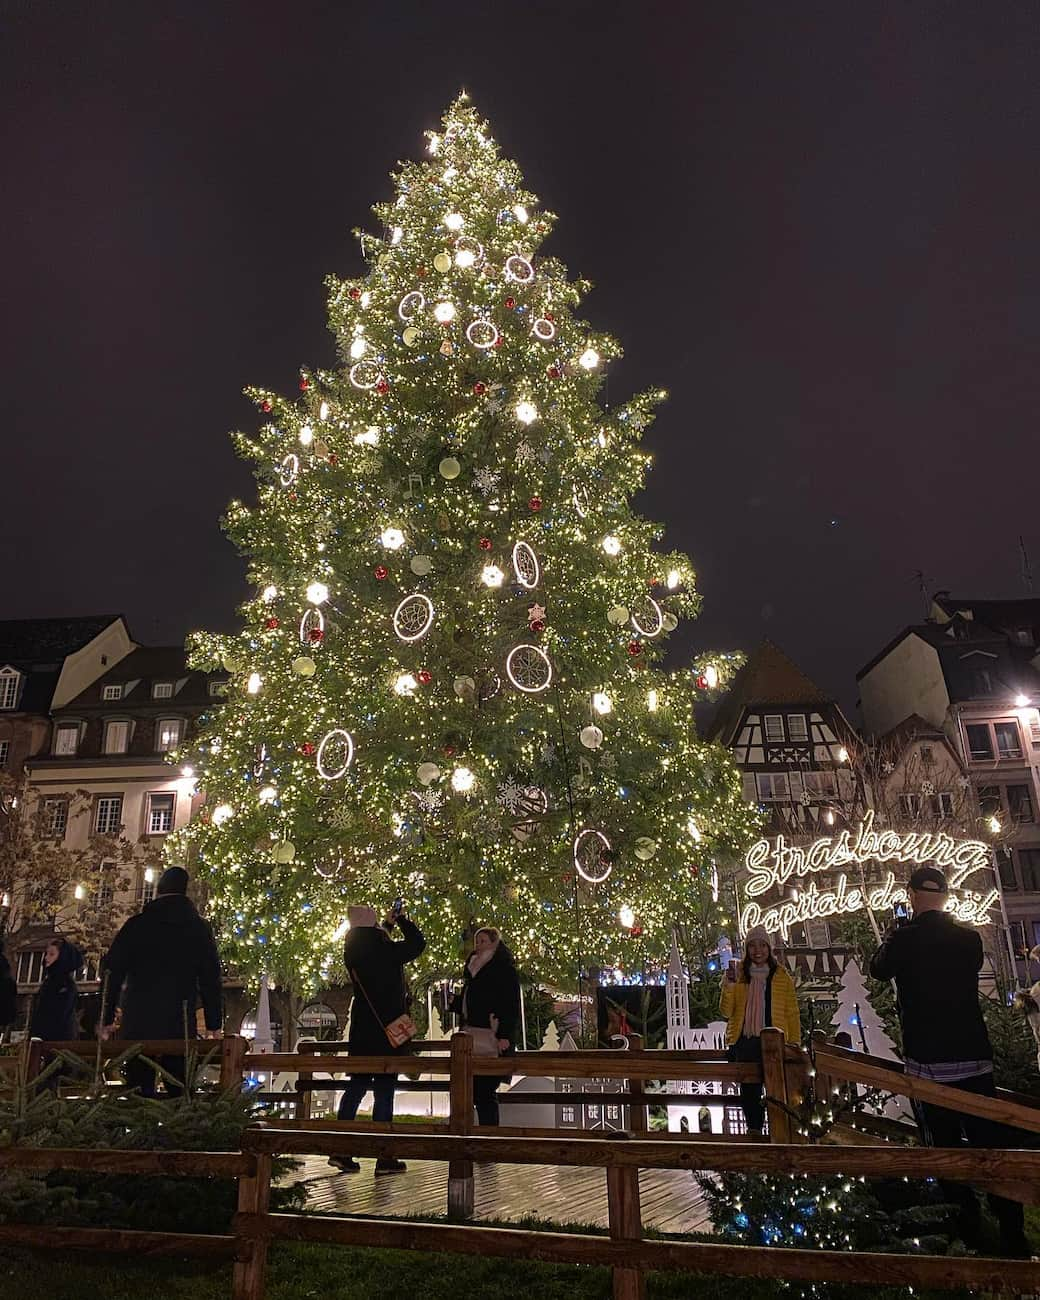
592,692,613,715
451,766,476,794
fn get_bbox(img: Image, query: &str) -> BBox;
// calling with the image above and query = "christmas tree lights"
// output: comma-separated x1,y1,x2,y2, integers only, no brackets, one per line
172,97,755,992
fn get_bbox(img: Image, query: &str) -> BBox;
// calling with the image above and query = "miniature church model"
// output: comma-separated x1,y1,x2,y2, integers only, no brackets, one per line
665,931,737,1135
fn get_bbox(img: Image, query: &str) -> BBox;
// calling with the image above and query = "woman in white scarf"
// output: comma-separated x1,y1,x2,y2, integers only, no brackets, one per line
450,926,522,1125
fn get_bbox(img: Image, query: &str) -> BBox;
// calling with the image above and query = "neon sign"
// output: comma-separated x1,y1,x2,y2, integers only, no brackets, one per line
739,812,998,938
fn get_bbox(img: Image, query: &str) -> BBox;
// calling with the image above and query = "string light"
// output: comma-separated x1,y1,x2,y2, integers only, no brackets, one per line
481,565,505,588
515,400,538,424
306,582,329,605
579,348,600,370
601,536,621,556
380,527,406,550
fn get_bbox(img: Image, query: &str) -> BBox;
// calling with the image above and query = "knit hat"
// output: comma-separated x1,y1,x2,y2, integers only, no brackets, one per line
908,865,948,894
348,905,378,928
157,866,189,896
745,925,771,949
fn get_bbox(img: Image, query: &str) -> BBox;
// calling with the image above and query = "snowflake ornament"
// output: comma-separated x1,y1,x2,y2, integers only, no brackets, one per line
920,780,935,796
329,804,352,830
515,441,535,465
496,778,527,812
472,467,500,496
882,761,895,775
412,788,444,815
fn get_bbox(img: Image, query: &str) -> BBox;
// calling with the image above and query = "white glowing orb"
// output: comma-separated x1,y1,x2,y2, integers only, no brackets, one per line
316,728,355,779
619,904,636,929
360,291,371,307
592,692,613,715
261,585,278,603
212,803,234,827
394,673,419,697
667,569,681,590
481,565,505,588
354,427,379,447
647,689,659,712
258,785,278,805
391,226,403,245
688,818,702,843
703,663,719,690
246,672,262,695
444,212,464,231
381,527,406,550
515,401,538,425
299,425,314,447
451,766,476,793
602,535,622,556
434,300,456,323
306,582,329,605
319,401,330,421
579,348,600,370
349,337,367,359
513,203,529,223
455,248,475,268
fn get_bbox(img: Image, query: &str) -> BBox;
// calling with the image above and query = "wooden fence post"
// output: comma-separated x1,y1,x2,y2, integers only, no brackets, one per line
220,1035,246,1093
25,1037,44,1085
447,1032,474,1220
626,1034,647,1135
296,1043,314,1121
606,1134,646,1300
761,1027,792,1143
232,1134,272,1300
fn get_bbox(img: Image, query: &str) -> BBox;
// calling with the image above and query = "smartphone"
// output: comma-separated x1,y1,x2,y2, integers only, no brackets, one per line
726,959,738,983
893,903,908,921
391,897,404,918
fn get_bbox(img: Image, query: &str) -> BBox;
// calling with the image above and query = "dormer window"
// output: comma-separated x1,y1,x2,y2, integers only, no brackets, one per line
152,682,174,700
102,685,123,702
0,668,20,710
103,720,131,755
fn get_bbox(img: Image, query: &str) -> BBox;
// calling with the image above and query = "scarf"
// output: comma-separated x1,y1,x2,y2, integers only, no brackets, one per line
466,938,499,978
742,963,770,1038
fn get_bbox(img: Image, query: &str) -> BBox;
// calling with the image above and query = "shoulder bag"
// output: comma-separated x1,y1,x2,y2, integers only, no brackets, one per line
350,967,417,1049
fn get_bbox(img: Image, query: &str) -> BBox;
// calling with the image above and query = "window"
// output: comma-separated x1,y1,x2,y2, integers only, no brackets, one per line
53,723,79,756
1007,784,1035,823
147,792,175,834
966,724,994,761
103,720,130,755
899,794,920,817
0,740,8,769
15,949,45,985
94,795,123,835
208,680,227,697
43,798,68,838
920,745,934,767
805,919,832,948
970,669,993,696
756,772,790,801
1019,850,1040,893
994,721,1023,761
803,771,837,798
787,714,808,742
95,863,114,911
978,785,1001,817
933,792,955,818
763,715,785,743
102,684,123,701
560,1105,575,1124
0,669,20,710
155,718,183,753
998,851,1018,891
152,682,174,700
141,869,157,905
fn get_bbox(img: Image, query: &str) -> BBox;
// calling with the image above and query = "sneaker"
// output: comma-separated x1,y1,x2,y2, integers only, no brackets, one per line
328,1157,361,1174
374,1158,407,1175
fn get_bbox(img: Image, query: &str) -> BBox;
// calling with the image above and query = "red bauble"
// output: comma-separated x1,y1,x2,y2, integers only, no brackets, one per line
493,336,504,348
627,640,643,657
300,742,316,756
528,496,542,512
631,925,644,938
348,287,361,300
376,379,390,395
443,744,456,757
264,617,280,630
478,537,493,551
308,628,325,644
473,381,487,396
545,312,555,322
418,669,432,685
261,399,272,413
504,296,516,310
328,452,338,466
417,265,428,277
529,618,545,633
547,365,561,379
288,492,298,502
374,565,389,580
299,377,310,391
696,674,708,690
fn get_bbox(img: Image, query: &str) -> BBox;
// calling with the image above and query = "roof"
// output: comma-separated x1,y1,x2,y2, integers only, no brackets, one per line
55,645,226,713
707,640,833,744
932,593,1040,637
876,713,947,746
0,616,122,668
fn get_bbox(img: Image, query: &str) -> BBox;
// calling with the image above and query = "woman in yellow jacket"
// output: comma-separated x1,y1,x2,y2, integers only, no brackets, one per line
719,925,800,1135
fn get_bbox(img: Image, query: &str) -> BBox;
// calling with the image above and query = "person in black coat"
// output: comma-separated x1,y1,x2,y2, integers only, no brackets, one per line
30,936,83,1041
450,927,521,1126
99,866,223,1098
871,865,1030,1257
0,940,17,1030
331,903,425,1175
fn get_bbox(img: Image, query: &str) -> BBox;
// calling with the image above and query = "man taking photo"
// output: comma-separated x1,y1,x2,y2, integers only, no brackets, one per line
870,865,1030,1257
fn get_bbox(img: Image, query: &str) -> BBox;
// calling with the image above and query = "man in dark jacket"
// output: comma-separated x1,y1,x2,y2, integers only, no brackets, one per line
100,866,223,1098
331,903,425,1175
871,865,1030,1256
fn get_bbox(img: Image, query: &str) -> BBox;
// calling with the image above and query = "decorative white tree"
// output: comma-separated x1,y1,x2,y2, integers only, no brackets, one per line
541,1019,561,1051
831,958,907,1120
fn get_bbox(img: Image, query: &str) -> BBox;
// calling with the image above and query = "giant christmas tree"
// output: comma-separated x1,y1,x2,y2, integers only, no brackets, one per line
175,97,756,992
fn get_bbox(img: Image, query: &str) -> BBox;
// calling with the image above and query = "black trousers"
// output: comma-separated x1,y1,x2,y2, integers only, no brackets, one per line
915,1071,1026,1250
125,1054,186,1099
728,1035,765,1132
337,1072,397,1123
474,1074,501,1126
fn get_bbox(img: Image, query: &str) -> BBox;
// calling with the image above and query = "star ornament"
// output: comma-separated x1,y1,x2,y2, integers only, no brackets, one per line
527,603,546,623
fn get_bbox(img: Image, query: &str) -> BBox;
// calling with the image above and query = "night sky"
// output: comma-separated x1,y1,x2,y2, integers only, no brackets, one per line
3,2,1039,712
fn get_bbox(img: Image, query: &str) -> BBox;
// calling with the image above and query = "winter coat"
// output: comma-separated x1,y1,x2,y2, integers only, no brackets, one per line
870,909,991,1064
0,946,16,1027
720,963,800,1047
452,941,522,1046
344,916,425,1054
100,893,223,1039
1022,981,1040,1070
30,941,83,1041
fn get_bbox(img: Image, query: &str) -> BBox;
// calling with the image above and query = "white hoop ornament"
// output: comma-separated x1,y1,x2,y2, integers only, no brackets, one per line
506,643,553,693
574,828,613,884
299,607,325,645
476,668,502,701
349,361,382,390
454,236,484,268
531,317,556,341
465,318,500,350
511,786,548,842
504,254,535,284
314,854,344,880
631,597,664,638
393,593,435,643
511,541,540,589
252,743,268,779
572,483,591,519
316,729,355,780
278,454,299,487
398,291,425,322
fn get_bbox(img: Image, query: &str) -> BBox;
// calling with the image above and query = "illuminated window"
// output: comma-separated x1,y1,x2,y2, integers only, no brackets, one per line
147,793,176,834
763,715,784,743
0,670,20,710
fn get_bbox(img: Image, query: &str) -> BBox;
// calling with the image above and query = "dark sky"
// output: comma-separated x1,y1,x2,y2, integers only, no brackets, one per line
3,1,1039,712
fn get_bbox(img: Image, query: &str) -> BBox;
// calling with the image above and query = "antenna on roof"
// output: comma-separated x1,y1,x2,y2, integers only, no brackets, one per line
1019,536,1033,594
912,570,932,620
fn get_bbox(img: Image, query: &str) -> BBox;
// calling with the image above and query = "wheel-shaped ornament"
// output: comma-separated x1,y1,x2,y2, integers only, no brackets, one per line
574,828,613,884
506,643,553,693
393,594,435,643
511,541,540,589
